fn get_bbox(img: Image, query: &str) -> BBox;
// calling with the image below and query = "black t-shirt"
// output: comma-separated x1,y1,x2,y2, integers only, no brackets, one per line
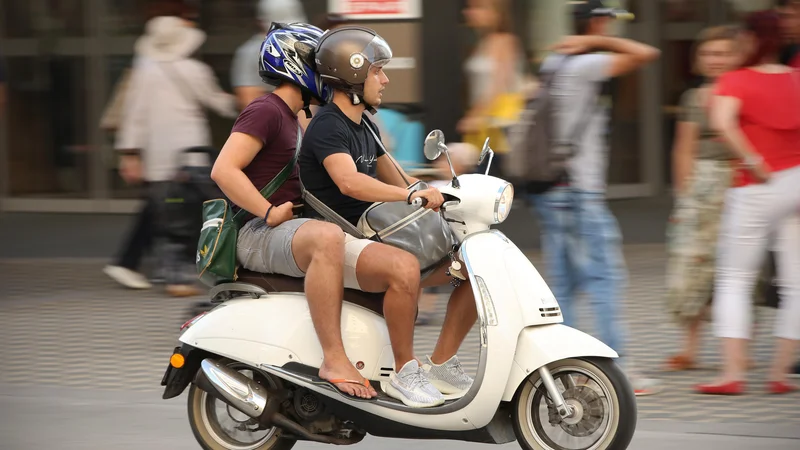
299,102,386,225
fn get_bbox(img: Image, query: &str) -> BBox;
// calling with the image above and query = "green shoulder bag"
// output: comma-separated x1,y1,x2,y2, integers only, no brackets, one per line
196,126,302,287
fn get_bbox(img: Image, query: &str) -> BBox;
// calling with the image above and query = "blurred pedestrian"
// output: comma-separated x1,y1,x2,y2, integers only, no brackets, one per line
530,0,661,395
104,14,237,297
459,0,525,178
776,0,800,379
697,10,800,395
664,25,743,371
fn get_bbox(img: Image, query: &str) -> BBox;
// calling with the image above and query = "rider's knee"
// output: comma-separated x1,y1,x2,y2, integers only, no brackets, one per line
310,222,345,257
388,252,421,296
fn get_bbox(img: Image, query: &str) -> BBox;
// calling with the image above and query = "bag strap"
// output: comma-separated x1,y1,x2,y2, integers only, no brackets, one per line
231,125,302,226
295,125,367,238
363,114,412,187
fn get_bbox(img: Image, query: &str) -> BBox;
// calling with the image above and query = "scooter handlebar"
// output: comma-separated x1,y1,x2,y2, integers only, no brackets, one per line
411,197,428,208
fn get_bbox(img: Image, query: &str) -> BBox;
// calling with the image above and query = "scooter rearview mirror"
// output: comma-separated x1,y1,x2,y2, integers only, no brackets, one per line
423,130,444,161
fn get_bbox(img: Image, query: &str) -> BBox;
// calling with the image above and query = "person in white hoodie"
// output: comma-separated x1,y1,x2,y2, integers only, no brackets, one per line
104,15,237,297
230,0,307,111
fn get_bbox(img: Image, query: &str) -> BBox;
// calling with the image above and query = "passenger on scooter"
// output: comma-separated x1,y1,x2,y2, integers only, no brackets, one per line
210,23,377,400
299,26,479,408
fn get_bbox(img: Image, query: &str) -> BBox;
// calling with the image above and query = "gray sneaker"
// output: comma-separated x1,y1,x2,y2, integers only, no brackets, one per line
385,360,445,408
421,355,474,395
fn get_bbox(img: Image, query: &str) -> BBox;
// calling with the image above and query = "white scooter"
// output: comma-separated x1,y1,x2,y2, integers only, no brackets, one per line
160,130,637,450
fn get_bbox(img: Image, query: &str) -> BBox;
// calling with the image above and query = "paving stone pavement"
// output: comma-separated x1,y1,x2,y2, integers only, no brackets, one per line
0,244,798,424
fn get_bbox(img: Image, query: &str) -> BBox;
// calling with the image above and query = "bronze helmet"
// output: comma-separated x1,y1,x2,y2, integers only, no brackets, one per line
313,26,392,104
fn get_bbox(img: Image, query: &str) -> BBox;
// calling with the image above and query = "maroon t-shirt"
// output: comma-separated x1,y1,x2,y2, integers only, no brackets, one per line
230,94,302,218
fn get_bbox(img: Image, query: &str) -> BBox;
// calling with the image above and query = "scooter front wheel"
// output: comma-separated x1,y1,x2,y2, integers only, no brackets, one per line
511,357,636,450
187,358,296,450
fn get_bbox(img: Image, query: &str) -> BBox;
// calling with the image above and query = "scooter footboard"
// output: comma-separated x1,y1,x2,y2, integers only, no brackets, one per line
501,324,618,401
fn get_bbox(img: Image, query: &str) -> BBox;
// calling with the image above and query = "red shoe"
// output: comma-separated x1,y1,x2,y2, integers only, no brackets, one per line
695,380,744,395
767,381,798,394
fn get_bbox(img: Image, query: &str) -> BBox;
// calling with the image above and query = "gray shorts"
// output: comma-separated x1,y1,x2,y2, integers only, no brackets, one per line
236,217,374,290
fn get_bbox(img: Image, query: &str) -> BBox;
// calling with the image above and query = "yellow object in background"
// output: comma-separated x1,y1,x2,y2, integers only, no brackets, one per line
463,92,524,154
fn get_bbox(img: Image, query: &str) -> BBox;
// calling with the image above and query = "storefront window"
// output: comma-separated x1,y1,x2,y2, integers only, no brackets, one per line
201,0,261,36
102,0,149,37
662,0,711,22
1,2,35,38
2,0,87,39
6,56,91,197
607,71,643,184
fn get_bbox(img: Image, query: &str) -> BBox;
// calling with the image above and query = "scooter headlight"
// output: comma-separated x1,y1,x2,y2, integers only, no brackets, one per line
494,183,514,223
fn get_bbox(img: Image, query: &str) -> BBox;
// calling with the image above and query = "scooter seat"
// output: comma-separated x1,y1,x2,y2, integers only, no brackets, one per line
235,269,386,317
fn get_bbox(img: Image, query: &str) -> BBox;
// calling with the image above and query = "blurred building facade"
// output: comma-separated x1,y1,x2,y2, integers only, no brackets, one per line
0,0,773,213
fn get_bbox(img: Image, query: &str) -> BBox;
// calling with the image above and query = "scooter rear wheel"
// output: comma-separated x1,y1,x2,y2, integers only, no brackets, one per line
187,358,296,450
511,357,636,450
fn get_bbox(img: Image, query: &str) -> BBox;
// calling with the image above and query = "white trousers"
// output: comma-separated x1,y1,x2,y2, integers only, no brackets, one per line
713,165,800,340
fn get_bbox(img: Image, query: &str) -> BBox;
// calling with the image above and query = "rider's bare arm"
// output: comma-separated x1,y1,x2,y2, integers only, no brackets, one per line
376,154,420,188
211,132,274,219
323,153,410,202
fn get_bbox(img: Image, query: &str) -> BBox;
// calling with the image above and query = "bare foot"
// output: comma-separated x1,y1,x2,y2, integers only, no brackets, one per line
319,358,377,399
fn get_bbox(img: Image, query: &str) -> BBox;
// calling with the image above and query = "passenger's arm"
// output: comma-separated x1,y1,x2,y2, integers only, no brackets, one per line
211,133,271,221
211,102,295,226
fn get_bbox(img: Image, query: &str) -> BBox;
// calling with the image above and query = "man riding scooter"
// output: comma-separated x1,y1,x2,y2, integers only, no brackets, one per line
298,26,479,408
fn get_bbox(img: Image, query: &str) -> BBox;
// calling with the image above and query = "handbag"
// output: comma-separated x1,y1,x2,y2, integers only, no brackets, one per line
196,126,302,287
355,118,456,272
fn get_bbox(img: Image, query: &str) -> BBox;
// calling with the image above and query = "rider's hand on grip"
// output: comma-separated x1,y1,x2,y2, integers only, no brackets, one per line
410,188,443,211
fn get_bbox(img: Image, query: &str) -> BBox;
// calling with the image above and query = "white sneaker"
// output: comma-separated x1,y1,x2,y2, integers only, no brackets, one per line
421,355,474,395
384,360,445,408
103,265,152,289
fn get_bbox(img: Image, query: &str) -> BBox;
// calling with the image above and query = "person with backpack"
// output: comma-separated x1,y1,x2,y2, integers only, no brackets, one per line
514,0,661,395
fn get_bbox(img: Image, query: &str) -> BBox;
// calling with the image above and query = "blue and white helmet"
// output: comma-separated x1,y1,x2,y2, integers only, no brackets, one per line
259,22,332,109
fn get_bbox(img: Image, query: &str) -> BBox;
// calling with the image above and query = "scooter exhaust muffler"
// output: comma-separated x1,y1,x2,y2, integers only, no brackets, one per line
194,358,268,418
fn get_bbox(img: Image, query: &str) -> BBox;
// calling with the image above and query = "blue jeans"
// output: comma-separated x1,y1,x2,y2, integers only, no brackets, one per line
530,187,628,355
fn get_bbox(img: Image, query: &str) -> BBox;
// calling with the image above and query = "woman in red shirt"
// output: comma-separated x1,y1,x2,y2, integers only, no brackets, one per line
700,10,800,395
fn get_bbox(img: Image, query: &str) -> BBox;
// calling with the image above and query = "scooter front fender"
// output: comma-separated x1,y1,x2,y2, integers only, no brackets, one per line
501,324,618,401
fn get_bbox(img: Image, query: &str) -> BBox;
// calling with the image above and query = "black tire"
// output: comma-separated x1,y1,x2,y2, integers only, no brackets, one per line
187,358,296,450
511,357,637,450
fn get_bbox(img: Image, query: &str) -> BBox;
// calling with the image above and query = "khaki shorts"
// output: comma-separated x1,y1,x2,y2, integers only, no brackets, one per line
236,217,375,290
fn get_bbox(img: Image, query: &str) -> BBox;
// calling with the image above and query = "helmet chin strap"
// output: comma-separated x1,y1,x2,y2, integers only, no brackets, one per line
302,90,313,119
349,91,377,115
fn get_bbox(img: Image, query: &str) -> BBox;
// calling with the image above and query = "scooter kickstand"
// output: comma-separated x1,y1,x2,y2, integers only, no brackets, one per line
538,366,574,419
